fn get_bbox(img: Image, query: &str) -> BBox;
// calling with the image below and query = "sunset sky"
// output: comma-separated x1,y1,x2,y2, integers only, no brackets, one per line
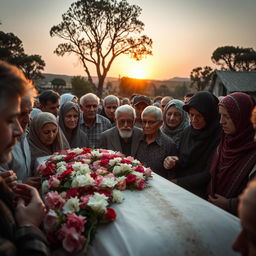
1,0,256,80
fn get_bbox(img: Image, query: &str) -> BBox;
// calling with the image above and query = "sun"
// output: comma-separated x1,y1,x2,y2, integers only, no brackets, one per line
128,65,147,79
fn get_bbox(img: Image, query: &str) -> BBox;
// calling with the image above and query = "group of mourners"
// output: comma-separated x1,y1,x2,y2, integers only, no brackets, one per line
0,60,255,255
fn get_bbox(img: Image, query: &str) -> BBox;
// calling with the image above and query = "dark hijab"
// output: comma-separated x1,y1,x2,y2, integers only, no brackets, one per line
209,92,256,198
58,101,89,148
175,91,222,197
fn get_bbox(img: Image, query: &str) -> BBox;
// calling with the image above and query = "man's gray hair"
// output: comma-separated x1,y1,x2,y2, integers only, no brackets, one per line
142,106,163,121
80,93,100,105
115,104,136,119
103,95,120,106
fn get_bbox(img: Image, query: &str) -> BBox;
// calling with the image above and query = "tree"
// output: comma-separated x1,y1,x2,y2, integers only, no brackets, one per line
119,76,148,96
71,76,92,98
155,84,171,96
211,46,256,71
51,78,66,92
173,83,189,99
190,66,213,91
50,0,152,98
0,30,45,81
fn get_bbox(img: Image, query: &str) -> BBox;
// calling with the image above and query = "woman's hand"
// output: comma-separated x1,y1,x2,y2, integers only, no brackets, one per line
208,194,229,211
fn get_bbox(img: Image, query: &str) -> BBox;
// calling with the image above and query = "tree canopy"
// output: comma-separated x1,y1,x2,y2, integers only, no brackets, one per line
190,66,213,91
0,30,45,81
211,46,256,71
71,76,93,98
50,0,152,98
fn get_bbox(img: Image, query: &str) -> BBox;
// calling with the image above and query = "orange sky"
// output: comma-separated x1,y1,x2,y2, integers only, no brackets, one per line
1,0,256,80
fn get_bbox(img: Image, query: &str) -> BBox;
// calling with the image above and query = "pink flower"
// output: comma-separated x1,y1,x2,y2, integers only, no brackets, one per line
144,168,152,178
80,195,92,208
59,225,85,253
95,168,109,175
94,175,103,187
48,174,60,188
66,213,86,233
45,191,65,210
135,179,145,190
126,174,137,185
116,179,126,191
44,209,59,232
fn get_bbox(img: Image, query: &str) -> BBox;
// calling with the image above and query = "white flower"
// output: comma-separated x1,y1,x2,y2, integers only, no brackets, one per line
113,165,122,175
112,190,124,203
117,176,126,182
87,193,109,213
56,165,67,175
56,161,67,168
120,163,132,172
72,162,91,175
101,177,118,188
131,171,144,179
71,174,94,188
132,159,141,165
63,197,80,213
51,155,66,161
70,148,83,154
42,180,49,195
109,157,122,166
90,150,102,158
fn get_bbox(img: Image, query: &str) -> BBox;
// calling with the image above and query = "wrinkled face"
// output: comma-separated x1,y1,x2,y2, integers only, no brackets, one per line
41,100,60,117
18,99,33,131
219,106,236,135
116,111,135,138
80,97,99,120
161,98,170,110
142,112,163,136
64,108,79,130
134,102,148,122
189,107,206,130
39,123,58,146
0,96,23,164
104,102,118,121
233,197,256,256
166,105,182,129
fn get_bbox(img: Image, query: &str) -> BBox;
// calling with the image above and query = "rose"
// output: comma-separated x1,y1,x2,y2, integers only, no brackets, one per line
59,168,73,180
144,168,152,178
66,188,79,199
48,174,60,188
64,152,77,162
100,158,109,166
103,208,116,222
116,179,126,190
112,189,124,203
44,209,59,232
60,225,85,253
87,193,109,213
125,174,137,185
134,166,144,173
80,195,92,208
71,174,94,188
121,158,133,164
63,197,80,213
135,179,145,190
45,191,65,210
66,213,86,233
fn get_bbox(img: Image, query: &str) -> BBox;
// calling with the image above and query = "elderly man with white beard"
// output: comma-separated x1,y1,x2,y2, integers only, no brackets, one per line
100,104,143,157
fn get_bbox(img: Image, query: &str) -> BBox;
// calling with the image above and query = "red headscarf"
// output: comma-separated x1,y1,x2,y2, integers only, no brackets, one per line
209,92,256,197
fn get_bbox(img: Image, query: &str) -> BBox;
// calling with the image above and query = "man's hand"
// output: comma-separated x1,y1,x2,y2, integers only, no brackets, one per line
0,170,17,190
164,156,179,170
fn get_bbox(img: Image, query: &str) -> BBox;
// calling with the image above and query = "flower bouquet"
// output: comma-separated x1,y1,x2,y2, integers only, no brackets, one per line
37,148,152,254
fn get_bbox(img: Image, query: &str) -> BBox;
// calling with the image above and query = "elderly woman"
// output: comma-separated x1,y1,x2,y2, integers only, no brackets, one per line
135,106,177,179
60,93,78,107
208,92,256,215
28,112,70,170
164,91,222,197
59,101,89,148
161,99,190,145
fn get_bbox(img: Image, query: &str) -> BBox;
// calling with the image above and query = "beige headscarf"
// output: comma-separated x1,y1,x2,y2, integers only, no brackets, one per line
28,112,70,169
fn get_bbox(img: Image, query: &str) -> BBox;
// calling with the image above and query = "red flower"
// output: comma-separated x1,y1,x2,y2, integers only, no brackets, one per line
100,158,109,166
134,166,144,173
126,174,137,185
66,188,79,198
121,159,132,164
59,169,73,180
41,165,54,176
64,152,77,162
104,208,116,222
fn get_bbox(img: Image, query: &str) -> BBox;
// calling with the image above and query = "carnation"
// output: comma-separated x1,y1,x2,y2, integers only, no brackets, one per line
51,155,66,161
87,193,109,213
109,157,122,166
71,174,94,188
112,189,124,203
57,165,67,175
70,148,84,154
56,161,67,168
100,177,118,188
63,197,80,213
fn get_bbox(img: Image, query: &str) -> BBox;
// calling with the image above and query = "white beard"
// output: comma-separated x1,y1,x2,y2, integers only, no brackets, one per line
118,129,133,138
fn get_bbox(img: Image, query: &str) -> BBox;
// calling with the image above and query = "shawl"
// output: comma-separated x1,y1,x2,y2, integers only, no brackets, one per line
209,92,256,197
58,101,89,148
161,99,190,145
175,91,222,197
28,112,70,169
60,93,76,107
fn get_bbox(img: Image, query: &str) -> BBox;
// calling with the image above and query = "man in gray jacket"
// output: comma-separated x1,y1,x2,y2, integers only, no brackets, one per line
100,104,143,157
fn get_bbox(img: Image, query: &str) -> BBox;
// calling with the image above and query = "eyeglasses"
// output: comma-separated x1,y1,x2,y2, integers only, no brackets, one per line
118,119,134,125
141,120,159,126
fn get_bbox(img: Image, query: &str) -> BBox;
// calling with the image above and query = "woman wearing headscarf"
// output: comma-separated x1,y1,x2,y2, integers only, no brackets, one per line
60,93,78,107
161,99,190,146
208,92,256,215
58,101,89,148
28,112,70,170
164,91,222,197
